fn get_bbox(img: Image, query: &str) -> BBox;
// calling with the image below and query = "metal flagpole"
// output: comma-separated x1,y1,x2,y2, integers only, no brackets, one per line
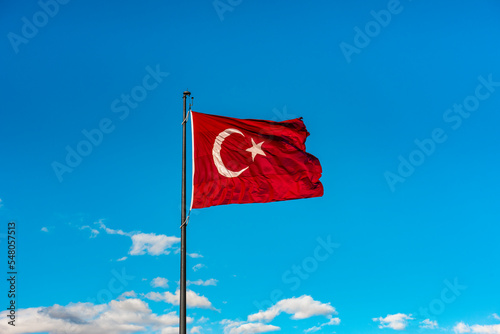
180,90,190,334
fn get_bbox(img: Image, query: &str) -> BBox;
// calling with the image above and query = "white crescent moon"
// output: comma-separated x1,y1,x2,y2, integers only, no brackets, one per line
212,128,249,178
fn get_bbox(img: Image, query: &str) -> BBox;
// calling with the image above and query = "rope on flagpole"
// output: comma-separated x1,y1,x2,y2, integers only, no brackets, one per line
181,94,193,125
180,209,191,228
181,109,191,125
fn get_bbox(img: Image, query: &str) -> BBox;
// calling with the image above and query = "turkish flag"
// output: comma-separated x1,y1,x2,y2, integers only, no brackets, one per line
190,111,323,209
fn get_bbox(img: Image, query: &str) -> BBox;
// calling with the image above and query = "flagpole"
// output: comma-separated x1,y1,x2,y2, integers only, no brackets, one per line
180,90,190,334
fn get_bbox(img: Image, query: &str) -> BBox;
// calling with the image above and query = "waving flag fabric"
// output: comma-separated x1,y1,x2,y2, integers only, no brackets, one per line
190,111,323,209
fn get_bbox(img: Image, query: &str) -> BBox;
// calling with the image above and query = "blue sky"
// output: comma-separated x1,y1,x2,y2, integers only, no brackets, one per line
1,0,500,333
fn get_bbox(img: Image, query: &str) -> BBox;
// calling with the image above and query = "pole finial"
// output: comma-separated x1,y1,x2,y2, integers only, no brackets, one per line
183,90,191,96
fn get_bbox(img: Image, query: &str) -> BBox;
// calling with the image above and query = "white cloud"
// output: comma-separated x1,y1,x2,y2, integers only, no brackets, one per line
144,289,217,310
197,316,209,323
193,264,206,272
129,233,180,255
80,225,99,238
118,291,137,299
494,314,500,321
469,324,500,333
162,328,179,334
97,220,129,236
189,253,204,258
0,298,189,334
188,279,218,286
326,317,341,325
117,256,127,262
229,323,280,334
454,322,471,333
41,227,48,232
304,316,341,333
96,220,180,256
420,319,438,329
222,297,335,334
454,321,500,334
248,295,336,323
191,326,202,333
373,313,414,330
221,320,280,334
151,277,169,288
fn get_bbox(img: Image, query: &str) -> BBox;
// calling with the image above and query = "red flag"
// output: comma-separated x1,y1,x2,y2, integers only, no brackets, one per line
190,111,323,209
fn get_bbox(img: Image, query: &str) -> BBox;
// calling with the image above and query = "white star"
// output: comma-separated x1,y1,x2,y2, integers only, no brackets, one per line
246,138,266,161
